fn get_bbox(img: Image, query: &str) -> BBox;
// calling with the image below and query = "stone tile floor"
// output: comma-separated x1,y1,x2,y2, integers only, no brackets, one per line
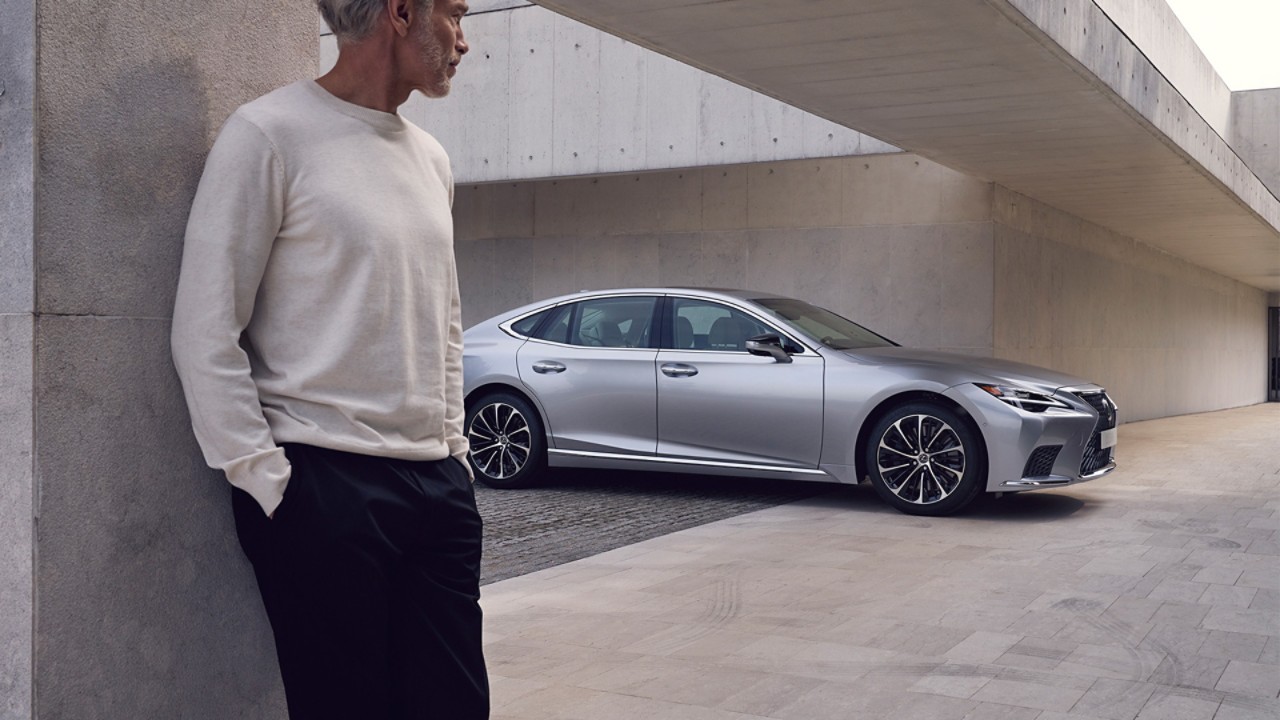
479,404,1280,719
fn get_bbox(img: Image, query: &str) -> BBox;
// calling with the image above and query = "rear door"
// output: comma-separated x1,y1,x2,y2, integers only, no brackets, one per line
656,296,824,468
517,295,660,454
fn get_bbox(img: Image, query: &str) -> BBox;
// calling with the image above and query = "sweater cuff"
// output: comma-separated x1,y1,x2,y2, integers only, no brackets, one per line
224,447,292,516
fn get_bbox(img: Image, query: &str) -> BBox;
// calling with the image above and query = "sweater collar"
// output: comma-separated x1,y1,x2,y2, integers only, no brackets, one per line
303,80,408,133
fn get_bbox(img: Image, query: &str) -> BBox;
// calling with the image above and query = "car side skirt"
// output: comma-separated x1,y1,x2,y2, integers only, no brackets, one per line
548,449,838,483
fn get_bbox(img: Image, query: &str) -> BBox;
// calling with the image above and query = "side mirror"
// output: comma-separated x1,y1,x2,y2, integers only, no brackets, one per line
745,333,793,364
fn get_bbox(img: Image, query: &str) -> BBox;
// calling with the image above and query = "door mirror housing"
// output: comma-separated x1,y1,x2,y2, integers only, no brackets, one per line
745,333,793,364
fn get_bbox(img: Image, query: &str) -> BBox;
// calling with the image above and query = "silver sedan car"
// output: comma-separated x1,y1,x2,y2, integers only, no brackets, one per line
462,288,1117,516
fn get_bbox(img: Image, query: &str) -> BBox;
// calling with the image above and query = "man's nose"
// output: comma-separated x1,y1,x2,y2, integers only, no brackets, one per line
456,32,469,56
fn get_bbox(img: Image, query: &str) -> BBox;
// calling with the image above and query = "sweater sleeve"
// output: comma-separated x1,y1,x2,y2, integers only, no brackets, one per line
171,114,291,516
443,172,471,478
444,254,471,480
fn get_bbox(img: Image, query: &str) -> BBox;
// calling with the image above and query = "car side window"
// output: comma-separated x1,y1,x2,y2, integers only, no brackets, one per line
670,298,774,352
511,309,548,337
566,296,657,349
529,304,572,344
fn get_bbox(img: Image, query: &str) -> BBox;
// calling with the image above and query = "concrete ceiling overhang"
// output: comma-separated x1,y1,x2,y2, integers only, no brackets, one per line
531,0,1280,291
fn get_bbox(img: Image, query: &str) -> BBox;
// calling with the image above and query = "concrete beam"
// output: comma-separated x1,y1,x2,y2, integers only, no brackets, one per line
331,5,900,184
528,0,1280,291
1231,88,1280,199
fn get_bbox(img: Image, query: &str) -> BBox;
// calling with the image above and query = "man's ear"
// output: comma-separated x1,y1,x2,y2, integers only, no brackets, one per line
387,0,413,37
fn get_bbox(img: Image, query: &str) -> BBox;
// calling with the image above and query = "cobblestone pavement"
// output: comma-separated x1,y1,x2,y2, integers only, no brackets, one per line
476,469,829,585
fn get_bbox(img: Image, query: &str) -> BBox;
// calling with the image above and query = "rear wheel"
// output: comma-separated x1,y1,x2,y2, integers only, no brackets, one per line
465,391,546,489
865,402,985,516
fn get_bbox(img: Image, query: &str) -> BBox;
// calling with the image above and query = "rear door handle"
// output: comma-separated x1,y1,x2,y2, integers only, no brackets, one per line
531,361,566,374
661,363,698,378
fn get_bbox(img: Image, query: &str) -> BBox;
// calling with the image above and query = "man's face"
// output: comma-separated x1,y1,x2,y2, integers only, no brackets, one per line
409,0,469,98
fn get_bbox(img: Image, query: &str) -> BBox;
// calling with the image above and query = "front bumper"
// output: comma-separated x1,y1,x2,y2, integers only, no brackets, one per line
944,383,1118,493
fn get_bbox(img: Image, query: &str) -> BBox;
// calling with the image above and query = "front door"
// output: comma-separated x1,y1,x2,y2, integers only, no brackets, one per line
656,297,824,468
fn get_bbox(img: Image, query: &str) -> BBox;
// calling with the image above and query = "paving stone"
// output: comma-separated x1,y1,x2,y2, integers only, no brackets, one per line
1197,631,1269,663
1215,660,1280,698
1134,690,1221,719
477,469,823,584
1070,678,1158,720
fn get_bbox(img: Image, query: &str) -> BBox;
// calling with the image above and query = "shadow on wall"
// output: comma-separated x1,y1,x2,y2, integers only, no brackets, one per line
34,59,286,719
40,57,211,312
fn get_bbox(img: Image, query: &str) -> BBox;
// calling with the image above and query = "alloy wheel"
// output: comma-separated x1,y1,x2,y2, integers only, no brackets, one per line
468,401,532,480
875,413,967,505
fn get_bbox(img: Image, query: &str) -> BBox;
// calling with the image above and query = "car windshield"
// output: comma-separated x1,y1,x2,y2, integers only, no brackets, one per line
752,298,898,350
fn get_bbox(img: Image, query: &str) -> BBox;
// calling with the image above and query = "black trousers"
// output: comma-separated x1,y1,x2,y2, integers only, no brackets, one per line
232,443,489,720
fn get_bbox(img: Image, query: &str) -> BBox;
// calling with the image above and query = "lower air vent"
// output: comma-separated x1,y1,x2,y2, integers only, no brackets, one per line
1023,445,1062,478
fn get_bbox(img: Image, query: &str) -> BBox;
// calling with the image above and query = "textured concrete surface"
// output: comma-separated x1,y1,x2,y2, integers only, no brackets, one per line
1232,89,1280,200
320,4,898,183
454,153,995,354
34,317,283,718
993,187,1269,422
34,1,318,318
479,403,1280,720
0,314,33,720
1,2,35,717
22,1,318,717
0,0,34,315
1092,0,1231,136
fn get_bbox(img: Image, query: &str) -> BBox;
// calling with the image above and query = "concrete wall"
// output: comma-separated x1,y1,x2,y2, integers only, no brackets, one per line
993,187,1269,422
455,153,996,353
454,155,1269,423
321,4,898,183
1231,89,1280,200
18,1,317,717
1,0,36,715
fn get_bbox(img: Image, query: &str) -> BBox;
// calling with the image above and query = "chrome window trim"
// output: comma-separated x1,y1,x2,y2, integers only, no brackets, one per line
499,293,662,347
499,290,817,355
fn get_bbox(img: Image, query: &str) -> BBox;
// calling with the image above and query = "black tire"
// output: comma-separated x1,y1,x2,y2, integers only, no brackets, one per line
464,391,546,489
864,402,985,516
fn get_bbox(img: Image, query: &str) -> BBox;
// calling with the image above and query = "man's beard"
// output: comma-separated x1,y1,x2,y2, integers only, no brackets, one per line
417,23,452,98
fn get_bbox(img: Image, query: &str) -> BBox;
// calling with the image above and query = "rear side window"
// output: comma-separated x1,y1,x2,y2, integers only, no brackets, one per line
534,304,572,344
510,310,547,337
567,297,658,348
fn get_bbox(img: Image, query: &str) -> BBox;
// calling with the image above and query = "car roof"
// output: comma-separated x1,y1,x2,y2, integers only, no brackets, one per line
471,287,800,332
533,287,790,304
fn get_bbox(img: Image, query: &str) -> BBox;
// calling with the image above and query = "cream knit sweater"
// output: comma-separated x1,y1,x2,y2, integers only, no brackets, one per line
172,81,467,517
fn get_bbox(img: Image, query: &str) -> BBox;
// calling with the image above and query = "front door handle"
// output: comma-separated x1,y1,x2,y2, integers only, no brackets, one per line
661,363,698,378
531,361,566,374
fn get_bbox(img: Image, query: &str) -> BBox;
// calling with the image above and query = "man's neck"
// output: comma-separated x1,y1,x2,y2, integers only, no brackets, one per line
316,44,410,114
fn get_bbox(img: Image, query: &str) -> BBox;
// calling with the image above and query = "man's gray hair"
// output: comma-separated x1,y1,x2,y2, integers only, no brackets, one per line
317,0,432,43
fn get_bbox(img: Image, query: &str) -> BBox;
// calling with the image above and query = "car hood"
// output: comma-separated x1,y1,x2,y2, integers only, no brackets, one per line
840,347,1093,392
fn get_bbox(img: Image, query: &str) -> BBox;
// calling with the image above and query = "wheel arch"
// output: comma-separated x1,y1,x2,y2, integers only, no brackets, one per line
854,390,988,483
465,382,547,426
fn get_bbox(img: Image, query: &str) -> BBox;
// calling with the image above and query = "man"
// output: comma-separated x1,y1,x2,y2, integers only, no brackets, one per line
171,0,483,717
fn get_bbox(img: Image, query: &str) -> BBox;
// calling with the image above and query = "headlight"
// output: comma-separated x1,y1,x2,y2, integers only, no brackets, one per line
976,384,1071,412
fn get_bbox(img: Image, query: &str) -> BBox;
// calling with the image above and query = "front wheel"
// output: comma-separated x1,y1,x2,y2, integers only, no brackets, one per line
464,391,546,489
865,402,985,516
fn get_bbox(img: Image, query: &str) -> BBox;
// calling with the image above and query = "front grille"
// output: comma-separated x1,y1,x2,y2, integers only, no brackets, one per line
1076,391,1116,430
1076,390,1116,475
1023,445,1062,478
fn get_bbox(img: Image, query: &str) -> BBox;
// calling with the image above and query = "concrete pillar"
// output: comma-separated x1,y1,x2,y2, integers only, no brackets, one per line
2,2,317,717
